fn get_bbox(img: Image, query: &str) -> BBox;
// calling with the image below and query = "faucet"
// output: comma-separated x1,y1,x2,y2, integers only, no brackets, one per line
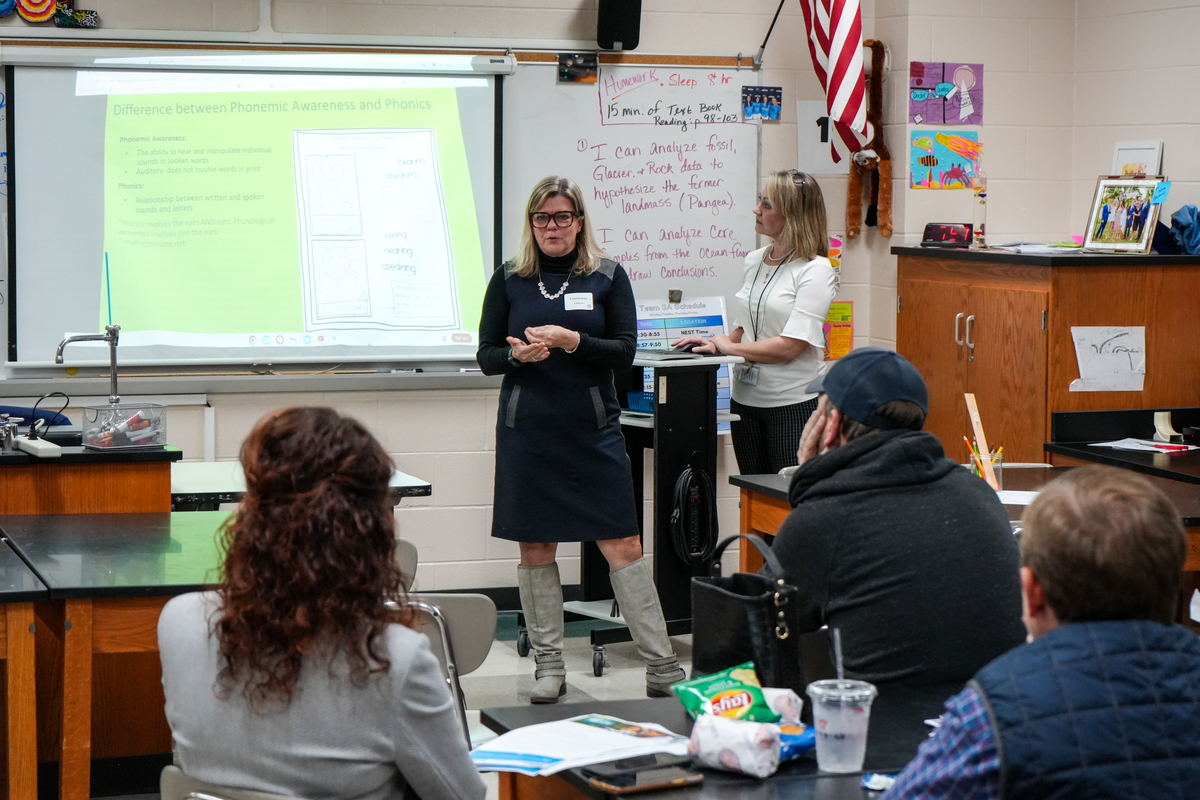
56,324,122,405
0,414,22,452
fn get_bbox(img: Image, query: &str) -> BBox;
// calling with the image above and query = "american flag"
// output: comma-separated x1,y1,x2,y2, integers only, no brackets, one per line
798,0,867,162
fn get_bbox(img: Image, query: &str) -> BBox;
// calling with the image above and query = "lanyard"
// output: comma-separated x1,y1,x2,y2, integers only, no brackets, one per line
748,253,789,341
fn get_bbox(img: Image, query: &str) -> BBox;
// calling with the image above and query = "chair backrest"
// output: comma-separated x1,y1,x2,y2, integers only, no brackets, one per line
394,538,417,591
161,765,307,800
409,592,497,676
800,628,838,685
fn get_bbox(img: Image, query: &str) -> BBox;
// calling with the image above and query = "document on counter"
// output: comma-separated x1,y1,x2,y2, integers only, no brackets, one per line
990,242,1082,254
1069,326,1146,392
470,714,690,776
996,490,1040,505
1087,438,1198,453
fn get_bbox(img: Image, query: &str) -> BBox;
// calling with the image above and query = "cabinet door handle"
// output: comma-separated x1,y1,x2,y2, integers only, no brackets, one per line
965,314,975,358
954,312,964,346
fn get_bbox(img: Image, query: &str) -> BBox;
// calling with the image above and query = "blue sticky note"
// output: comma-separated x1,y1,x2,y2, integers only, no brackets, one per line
1152,181,1171,204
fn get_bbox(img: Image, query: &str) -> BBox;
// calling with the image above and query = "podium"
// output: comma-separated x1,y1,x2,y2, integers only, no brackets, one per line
565,354,741,673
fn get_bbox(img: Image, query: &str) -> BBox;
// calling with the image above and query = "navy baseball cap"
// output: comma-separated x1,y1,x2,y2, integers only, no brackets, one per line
805,347,929,430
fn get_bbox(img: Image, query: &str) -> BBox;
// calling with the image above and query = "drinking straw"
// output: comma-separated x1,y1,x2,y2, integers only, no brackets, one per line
832,627,845,682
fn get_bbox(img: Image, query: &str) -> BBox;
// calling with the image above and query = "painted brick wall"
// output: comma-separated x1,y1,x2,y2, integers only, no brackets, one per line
8,1,1195,590
1071,1,1200,233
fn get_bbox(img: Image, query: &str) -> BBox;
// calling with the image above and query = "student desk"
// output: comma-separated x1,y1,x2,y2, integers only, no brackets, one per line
481,684,959,800
170,461,432,510
0,445,181,515
1044,408,1200,485
0,511,228,800
731,465,1200,623
0,544,50,800
1044,408,1200,608
730,466,1074,572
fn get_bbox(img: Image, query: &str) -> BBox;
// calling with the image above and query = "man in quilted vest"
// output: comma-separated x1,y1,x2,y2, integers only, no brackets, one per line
884,465,1200,800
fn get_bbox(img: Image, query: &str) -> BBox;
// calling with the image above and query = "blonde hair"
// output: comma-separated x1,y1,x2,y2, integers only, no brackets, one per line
512,176,607,278
763,170,829,262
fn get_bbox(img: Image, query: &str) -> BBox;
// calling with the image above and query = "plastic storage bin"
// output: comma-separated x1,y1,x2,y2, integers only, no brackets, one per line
82,403,167,450
626,391,654,412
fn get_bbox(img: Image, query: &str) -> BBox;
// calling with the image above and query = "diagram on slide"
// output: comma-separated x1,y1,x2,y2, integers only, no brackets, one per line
312,240,370,318
293,128,459,331
306,155,363,236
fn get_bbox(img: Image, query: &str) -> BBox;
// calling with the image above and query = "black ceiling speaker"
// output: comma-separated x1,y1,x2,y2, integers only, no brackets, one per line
597,0,641,51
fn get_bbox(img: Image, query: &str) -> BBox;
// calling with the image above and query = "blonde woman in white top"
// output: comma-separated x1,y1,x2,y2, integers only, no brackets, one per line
674,170,837,474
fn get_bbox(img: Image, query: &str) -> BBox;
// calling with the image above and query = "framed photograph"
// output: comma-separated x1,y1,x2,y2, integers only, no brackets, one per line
1111,141,1163,176
1083,176,1164,253
557,53,598,84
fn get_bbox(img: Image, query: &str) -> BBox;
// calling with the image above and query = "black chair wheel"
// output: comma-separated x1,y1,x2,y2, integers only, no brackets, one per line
593,649,605,676
516,629,530,658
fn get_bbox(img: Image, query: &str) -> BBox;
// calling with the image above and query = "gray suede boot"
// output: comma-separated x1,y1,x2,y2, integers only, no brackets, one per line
518,563,567,704
609,557,687,697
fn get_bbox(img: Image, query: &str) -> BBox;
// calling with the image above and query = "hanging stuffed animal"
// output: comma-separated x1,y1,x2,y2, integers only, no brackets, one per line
846,39,892,240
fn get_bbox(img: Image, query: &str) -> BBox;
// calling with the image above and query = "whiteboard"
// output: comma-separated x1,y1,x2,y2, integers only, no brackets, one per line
502,63,759,308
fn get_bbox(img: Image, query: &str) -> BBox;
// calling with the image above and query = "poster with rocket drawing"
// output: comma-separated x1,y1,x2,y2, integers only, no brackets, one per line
910,131,981,189
909,62,983,125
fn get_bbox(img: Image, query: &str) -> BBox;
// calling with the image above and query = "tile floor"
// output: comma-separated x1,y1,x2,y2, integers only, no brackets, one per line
104,611,693,800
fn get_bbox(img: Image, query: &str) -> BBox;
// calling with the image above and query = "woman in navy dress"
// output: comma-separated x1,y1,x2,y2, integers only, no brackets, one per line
477,176,685,703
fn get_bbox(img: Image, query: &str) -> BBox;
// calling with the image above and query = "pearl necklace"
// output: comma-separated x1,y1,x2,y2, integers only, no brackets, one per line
764,244,795,265
538,275,571,300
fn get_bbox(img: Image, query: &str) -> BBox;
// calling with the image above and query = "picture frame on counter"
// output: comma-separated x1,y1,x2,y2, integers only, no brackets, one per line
1083,176,1164,254
1111,141,1163,177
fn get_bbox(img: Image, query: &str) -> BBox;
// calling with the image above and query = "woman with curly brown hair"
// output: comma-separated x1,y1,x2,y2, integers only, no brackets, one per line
157,407,484,800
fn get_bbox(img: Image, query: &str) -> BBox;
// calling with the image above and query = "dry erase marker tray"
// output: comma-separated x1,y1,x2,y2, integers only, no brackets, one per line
82,403,167,450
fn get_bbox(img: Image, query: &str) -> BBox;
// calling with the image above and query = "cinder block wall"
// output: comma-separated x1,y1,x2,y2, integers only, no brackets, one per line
6,1,1195,589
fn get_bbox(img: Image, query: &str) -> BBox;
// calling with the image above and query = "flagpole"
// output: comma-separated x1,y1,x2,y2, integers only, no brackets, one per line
754,0,788,68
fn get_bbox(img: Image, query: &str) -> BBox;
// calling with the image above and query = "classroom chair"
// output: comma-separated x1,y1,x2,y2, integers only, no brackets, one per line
395,537,418,591
390,593,498,747
160,764,307,800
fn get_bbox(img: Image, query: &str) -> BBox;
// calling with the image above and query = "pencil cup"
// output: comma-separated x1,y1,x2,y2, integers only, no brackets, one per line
970,451,1002,490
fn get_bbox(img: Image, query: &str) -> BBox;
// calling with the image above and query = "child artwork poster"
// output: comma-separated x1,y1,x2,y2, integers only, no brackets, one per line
909,62,984,125
743,86,782,121
910,131,981,189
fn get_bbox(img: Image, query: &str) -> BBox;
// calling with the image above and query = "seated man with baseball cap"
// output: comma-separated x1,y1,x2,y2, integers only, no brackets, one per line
771,347,1025,686
884,465,1200,799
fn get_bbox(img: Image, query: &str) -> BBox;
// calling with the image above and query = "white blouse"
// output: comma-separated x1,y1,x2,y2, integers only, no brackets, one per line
729,246,837,408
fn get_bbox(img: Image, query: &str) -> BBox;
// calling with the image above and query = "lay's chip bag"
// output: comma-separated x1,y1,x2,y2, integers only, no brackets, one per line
671,662,780,723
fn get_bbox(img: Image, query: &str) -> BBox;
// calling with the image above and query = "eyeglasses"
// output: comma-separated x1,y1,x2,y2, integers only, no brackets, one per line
788,170,808,187
530,211,580,228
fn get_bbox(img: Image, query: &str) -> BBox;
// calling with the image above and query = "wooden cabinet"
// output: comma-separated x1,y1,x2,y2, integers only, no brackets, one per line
897,266,1047,463
895,248,1200,466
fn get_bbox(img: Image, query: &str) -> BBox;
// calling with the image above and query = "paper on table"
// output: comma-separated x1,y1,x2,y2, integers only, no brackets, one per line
1191,590,1200,624
991,243,1081,254
1088,438,1198,452
996,490,1039,505
470,714,690,776
1069,326,1145,392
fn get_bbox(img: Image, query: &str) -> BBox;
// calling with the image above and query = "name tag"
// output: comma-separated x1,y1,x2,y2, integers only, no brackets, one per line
564,292,594,311
733,363,760,386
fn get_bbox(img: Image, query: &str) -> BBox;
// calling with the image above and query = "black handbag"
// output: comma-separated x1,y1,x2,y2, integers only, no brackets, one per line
690,534,805,694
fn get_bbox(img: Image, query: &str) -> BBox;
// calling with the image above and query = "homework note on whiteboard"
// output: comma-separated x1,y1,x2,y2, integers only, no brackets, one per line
503,65,758,305
1069,326,1145,391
